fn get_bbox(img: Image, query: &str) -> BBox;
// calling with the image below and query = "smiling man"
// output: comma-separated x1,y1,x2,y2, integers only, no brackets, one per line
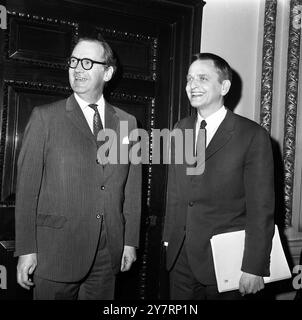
15,37,141,300
163,53,275,300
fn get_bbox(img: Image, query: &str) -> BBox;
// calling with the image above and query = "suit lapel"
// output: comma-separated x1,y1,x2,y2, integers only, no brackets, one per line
187,109,235,182
104,102,119,137
65,95,121,176
103,102,119,174
205,109,235,161
65,94,95,144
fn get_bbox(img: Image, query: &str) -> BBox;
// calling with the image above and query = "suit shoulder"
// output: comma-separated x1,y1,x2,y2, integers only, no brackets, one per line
33,98,67,116
174,116,195,129
112,105,137,122
232,112,268,135
28,98,67,126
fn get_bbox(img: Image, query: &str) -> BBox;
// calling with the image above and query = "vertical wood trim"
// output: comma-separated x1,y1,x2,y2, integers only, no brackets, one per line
260,0,277,133
283,0,301,227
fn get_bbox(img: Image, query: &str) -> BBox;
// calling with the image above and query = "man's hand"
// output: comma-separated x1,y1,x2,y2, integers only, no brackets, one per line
17,253,37,290
239,272,264,296
120,246,136,272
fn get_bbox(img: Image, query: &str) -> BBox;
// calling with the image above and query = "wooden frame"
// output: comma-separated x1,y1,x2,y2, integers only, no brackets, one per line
6,11,78,69
0,80,71,205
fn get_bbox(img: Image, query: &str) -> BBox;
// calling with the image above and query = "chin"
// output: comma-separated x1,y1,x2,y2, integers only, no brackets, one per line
190,101,204,109
72,85,88,93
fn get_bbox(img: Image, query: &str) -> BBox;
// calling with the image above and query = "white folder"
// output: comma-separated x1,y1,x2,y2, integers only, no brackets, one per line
210,225,292,292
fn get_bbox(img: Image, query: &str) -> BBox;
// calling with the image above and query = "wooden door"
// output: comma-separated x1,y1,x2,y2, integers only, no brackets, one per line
0,0,204,299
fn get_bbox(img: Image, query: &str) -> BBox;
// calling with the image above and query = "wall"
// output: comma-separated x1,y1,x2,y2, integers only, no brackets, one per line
201,0,264,121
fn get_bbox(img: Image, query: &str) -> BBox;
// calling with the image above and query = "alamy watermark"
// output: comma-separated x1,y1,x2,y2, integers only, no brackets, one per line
0,265,7,289
292,265,302,290
0,5,7,30
96,121,206,175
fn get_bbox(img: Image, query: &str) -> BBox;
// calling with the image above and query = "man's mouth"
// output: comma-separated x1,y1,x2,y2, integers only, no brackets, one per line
191,92,205,97
74,76,88,82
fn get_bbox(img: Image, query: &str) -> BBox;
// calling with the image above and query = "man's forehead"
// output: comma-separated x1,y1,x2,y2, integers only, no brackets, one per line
188,59,217,75
72,40,104,57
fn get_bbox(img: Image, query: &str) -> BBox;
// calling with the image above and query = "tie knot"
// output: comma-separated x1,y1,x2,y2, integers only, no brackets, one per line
88,103,98,112
200,120,207,129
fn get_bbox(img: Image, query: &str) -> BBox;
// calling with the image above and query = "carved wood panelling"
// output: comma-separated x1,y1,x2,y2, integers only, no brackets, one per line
108,91,155,299
283,0,301,227
260,0,277,133
5,11,78,69
97,27,158,81
0,80,71,206
110,91,154,130
109,91,155,210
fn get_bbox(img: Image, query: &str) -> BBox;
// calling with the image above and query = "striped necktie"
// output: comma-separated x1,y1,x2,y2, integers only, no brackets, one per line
88,103,103,139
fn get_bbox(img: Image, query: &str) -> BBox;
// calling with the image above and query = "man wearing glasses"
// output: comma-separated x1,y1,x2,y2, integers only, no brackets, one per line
14,37,141,299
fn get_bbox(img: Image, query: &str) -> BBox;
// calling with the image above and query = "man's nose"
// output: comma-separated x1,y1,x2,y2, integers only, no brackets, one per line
190,78,200,88
75,61,84,71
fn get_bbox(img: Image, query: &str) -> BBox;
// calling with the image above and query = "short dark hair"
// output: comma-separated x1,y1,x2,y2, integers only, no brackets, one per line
74,36,117,73
192,53,232,83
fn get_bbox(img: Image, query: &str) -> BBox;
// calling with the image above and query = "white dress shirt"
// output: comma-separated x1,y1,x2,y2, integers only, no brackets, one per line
74,93,105,133
195,106,227,149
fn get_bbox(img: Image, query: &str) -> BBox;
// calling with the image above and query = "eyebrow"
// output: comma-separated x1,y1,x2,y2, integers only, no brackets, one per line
187,73,209,78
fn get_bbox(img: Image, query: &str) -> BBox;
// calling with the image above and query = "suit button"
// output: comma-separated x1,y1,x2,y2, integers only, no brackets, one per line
101,185,105,190
96,214,102,219
189,202,194,207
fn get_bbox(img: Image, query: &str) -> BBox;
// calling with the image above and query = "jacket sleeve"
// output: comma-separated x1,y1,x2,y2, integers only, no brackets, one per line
241,127,275,276
14,107,46,257
122,116,142,248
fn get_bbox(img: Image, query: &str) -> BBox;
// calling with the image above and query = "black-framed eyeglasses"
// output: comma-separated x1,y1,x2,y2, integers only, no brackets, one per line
67,56,107,70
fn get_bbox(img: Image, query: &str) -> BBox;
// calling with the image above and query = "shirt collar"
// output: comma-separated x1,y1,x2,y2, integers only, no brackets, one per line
197,105,227,127
74,93,105,112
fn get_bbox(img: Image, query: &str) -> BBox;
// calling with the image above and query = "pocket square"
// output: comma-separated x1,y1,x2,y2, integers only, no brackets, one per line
122,136,130,144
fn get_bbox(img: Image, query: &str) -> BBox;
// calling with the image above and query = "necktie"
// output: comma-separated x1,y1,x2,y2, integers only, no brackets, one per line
88,103,103,143
196,120,207,172
199,119,207,147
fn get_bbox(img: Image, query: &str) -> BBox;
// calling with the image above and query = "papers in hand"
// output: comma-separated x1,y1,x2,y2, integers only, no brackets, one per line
210,225,292,292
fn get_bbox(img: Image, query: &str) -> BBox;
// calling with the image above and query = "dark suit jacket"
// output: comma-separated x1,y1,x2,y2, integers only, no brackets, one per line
163,109,275,285
14,94,141,282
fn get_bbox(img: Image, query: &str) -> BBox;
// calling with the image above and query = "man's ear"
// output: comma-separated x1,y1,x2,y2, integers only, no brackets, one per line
221,80,231,96
104,66,114,82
